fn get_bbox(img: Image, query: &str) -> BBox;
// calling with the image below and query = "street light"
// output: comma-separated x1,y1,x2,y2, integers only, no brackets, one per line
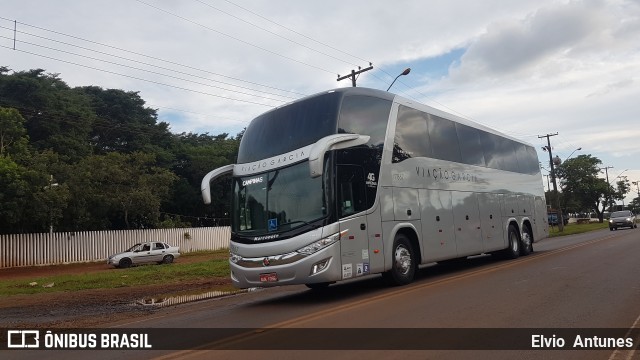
566,147,582,160
387,68,411,91
609,169,629,209
44,175,59,236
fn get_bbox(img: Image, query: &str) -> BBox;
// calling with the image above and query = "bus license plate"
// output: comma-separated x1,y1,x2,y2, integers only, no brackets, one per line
260,273,278,282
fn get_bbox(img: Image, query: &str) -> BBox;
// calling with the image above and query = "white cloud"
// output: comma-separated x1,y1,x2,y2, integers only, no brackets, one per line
2,0,640,201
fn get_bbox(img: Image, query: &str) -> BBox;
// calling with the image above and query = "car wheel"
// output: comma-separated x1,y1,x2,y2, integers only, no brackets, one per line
162,255,174,264
382,234,416,286
609,227,614,231
119,258,132,268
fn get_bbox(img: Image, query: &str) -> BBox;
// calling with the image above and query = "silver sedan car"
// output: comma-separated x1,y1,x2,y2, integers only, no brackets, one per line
609,210,637,230
108,241,181,268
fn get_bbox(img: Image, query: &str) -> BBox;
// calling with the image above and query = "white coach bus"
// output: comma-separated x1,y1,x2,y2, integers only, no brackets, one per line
201,87,548,289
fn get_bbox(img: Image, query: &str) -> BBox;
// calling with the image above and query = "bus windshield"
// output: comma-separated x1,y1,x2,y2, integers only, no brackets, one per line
232,161,326,236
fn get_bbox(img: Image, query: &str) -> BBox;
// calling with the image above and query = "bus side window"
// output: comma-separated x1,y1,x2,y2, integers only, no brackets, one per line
337,165,367,218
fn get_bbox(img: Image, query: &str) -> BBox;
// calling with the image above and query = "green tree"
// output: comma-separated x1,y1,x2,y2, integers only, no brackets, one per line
0,107,29,158
80,86,174,163
0,156,29,232
0,69,94,162
167,132,239,226
555,154,611,222
630,197,640,214
613,178,631,209
71,152,177,229
0,67,240,232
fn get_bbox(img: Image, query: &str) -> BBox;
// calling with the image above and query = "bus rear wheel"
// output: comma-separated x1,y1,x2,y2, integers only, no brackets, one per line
383,234,416,286
501,225,521,259
520,226,533,256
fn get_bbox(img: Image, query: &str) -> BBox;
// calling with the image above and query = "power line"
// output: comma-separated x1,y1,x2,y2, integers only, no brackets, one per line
0,33,294,103
1,45,277,107
223,0,371,65
193,0,362,68
0,17,306,97
135,0,337,75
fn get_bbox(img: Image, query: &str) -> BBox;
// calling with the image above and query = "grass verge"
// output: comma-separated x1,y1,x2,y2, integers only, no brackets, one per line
2,221,615,297
548,221,608,237
0,249,230,297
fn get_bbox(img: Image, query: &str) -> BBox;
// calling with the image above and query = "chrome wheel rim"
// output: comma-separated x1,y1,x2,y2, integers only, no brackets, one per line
394,245,412,276
522,231,531,250
510,231,519,253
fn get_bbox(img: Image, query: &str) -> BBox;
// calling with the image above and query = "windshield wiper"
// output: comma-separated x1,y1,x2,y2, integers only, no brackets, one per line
278,220,312,228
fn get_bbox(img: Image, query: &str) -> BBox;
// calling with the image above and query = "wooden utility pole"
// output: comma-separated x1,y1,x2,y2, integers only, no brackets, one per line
539,133,564,232
337,64,373,87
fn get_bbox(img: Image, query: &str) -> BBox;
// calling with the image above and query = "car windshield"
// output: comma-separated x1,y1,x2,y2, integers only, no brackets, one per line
232,161,326,236
126,244,142,252
611,211,631,218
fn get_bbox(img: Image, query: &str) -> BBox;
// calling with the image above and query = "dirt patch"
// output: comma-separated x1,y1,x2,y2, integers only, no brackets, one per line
0,254,233,328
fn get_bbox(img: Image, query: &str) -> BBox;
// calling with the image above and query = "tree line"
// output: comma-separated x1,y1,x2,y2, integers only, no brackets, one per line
550,154,636,221
0,68,238,234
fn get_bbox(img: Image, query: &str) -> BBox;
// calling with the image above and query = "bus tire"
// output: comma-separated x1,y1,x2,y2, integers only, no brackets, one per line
520,226,533,256
501,225,520,259
383,234,416,286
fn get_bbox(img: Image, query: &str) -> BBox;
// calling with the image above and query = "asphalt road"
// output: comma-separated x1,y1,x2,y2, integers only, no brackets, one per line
7,228,640,360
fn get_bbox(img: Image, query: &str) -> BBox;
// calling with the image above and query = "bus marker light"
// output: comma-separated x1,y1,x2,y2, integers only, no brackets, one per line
373,249,380,254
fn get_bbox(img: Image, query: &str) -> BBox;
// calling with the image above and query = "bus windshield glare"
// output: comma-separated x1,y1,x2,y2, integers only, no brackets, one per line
232,161,326,235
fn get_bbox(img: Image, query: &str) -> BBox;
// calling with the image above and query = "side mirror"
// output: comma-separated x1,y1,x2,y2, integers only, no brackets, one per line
308,134,370,178
201,164,234,204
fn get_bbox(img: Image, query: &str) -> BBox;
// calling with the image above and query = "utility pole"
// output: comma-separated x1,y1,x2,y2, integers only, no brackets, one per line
539,133,564,232
601,166,613,212
337,63,373,87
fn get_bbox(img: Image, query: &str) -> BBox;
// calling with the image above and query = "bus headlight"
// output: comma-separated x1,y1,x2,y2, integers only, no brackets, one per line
230,252,242,264
297,230,347,256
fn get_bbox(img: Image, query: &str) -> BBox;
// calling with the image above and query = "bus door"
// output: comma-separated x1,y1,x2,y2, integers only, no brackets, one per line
337,165,371,280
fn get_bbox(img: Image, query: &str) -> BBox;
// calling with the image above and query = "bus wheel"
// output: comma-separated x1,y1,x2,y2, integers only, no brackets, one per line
383,234,416,286
520,226,533,256
502,225,520,259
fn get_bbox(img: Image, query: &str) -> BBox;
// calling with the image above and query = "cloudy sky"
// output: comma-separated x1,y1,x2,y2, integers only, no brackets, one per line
2,0,640,204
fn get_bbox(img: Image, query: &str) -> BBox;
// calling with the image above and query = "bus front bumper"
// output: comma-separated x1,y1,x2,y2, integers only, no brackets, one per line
229,241,342,288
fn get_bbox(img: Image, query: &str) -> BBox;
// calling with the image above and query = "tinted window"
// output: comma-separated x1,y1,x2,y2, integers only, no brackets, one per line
338,95,391,147
480,132,519,172
393,105,431,162
338,95,391,208
427,114,461,163
238,92,341,163
455,123,486,166
337,165,368,218
516,144,540,175
394,105,535,174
